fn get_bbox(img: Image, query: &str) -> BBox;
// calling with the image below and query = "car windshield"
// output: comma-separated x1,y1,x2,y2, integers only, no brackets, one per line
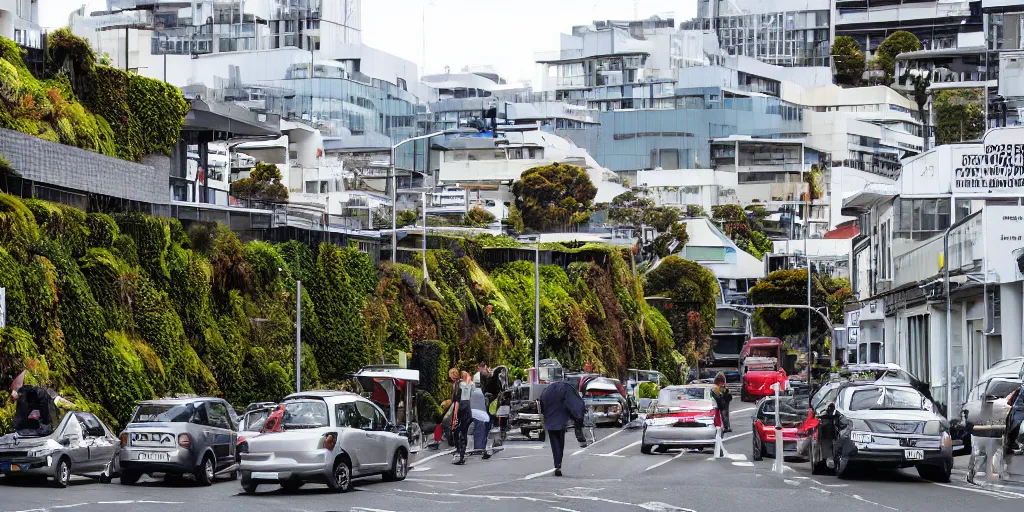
241,410,271,431
759,399,808,427
848,387,924,411
282,400,330,429
131,403,194,423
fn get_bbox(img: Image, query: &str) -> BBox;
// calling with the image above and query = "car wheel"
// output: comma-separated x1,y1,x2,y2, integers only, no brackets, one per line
640,432,653,455
536,429,545,442
918,461,952,483
810,439,827,475
383,450,408,482
834,450,850,479
327,457,352,493
752,436,763,461
120,469,141,485
520,427,532,438
241,473,259,494
194,455,215,487
280,480,305,492
53,457,71,488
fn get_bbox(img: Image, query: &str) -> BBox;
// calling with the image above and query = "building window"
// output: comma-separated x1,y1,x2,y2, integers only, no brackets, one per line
894,198,951,240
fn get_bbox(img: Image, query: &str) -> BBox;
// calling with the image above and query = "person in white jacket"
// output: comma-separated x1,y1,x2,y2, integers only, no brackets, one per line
470,382,491,459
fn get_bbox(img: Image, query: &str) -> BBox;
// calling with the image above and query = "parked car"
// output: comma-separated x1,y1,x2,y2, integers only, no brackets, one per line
641,385,719,454
954,357,1024,454
751,395,810,461
238,391,410,494
119,397,238,486
807,381,953,482
741,357,786,403
0,386,120,487
236,403,278,463
581,377,630,427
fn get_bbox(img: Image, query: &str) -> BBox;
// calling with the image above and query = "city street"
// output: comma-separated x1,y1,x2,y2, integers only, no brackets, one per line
3,407,1021,512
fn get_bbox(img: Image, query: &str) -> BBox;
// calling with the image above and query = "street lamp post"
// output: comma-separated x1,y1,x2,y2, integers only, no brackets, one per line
295,278,302,392
390,131,445,263
534,242,541,375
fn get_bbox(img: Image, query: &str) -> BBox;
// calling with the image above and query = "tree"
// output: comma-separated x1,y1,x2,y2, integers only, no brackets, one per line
934,89,986,145
607,189,654,227
832,36,866,87
646,256,719,365
874,31,922,84
464,206,496,227
396,209,419,227
230,162,288,204
747,231,774,260
511,162,597,232
711,204,747,223
685,204,708,218
748,269,852,342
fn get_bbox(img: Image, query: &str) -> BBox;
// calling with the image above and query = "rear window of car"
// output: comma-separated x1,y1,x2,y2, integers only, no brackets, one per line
131,404,194,423
986,380,1020,400
758,399,808,427
848,387,924,411
658,387,708,403
282,400,330,429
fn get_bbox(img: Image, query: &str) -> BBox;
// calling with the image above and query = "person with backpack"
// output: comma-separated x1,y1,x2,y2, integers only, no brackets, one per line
711,372,733,433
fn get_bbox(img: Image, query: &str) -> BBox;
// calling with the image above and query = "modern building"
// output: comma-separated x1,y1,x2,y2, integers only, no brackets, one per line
2,0,42,74
834,0,983,58
842,126,1024,409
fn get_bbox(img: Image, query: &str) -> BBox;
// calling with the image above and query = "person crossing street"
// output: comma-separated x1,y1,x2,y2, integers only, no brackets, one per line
539,380,586,477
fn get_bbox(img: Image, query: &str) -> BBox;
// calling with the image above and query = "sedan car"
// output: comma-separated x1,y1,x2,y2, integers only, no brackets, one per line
238,391,410,493
808,382,953,482
581,377,629,427
641,385,719,454
752,395,810,461
0,405,120,488
119,397,238,486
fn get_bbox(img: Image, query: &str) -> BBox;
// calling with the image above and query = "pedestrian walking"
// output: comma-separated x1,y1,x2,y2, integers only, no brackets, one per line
451,371,474,465
539,380,586,476
712,372,732,433
470,379,491,459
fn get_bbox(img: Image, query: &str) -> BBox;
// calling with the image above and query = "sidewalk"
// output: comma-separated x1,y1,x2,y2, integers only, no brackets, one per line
952,453,1024,495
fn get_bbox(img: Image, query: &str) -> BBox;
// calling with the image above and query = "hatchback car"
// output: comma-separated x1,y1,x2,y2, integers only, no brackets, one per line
119,397,238,486
0,405,120,488
641,385,719,454
751,395,810,461
238,391,410,493
808,382,953,482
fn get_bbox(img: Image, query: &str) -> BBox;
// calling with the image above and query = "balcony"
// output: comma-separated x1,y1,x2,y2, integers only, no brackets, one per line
892,212,983,289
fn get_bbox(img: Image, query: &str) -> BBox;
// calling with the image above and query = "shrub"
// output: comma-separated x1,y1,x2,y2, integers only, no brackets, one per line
874,31,922,84
638,381,659,399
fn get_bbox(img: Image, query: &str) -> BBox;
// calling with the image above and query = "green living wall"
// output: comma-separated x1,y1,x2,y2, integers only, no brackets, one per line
0,194,688,430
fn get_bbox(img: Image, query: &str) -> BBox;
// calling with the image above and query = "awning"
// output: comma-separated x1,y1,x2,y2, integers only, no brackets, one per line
841,183,898,216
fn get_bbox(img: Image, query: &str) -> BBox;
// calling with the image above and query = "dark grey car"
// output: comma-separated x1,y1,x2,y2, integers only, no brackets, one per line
0,411,120,487
119,397,237,486
956,357,1024,453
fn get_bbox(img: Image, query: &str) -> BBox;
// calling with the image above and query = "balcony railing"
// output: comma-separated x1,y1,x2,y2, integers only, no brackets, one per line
893,212,983,288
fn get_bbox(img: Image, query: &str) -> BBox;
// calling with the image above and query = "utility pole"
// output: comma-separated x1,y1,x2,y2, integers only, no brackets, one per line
296,279,302,392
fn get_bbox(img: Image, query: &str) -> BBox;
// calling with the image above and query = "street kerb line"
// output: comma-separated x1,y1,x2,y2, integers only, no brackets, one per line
572,428,623,456
644,451,686,472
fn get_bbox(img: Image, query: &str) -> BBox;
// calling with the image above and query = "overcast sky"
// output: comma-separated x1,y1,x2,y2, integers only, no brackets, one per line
41,0,696,83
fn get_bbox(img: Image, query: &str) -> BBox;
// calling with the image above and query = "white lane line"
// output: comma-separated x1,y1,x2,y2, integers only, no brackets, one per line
551,508,581,512
645,451,686,472
52,505,89,510
599,440,642,457
933,482,1024,499
134,502,184,505
414,448,456,466
732,407,756,414
572,428,624,456
732,461,754,467
405,478,461,484
96,502,134,505
502,455,544,460
851,494,898,511
523,468,556,480
723,431,753,442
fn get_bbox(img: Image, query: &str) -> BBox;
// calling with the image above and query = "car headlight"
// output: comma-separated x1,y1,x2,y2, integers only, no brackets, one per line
924,420,945,436
28,448,55,458
849,431,873,444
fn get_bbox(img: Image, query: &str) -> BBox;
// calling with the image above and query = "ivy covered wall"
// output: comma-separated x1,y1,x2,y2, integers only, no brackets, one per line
0,193,681,430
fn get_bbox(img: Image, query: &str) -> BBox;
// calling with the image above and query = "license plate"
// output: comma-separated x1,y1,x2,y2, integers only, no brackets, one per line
905,449,924,460
251,471,278,480
137,451,170,462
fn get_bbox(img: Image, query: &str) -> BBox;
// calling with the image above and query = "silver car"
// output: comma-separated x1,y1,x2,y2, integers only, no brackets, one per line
239,391,410,494
0,411,120,487
641,385,720,454
118,397,238,486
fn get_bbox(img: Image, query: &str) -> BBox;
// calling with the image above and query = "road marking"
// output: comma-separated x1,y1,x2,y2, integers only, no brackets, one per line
851,494,898,511
644,451,686,472
732,407,756,414
723,431,753,442
502,455,544,460
51,505,89,510
933,482,1024,499
732,461,754,467
405,477,460,484
572,429,624,456
414,448,455,466
550,508,581,512
638,503,698,512
597,440,641,457
523,468,556,480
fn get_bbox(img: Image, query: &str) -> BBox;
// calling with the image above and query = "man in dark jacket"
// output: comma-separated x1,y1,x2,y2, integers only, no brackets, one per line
540,381,586,476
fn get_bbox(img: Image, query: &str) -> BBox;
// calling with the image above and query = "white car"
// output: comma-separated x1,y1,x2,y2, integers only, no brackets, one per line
641,385,720,454
239,391,410,493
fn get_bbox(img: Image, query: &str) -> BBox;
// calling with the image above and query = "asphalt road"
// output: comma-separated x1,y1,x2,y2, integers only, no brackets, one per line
3,406,1022,512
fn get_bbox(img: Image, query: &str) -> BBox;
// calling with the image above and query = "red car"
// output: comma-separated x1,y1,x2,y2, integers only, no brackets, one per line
751,395,811,461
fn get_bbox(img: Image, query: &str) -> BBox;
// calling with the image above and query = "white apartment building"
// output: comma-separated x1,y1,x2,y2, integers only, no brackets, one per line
1,0,40,49
842,126,1024,410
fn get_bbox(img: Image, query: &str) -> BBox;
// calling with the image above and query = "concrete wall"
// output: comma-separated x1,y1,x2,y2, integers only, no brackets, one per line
0,128,168,204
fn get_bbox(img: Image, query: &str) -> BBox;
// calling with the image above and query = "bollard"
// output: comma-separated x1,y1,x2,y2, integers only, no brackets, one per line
713,426,724,459
773,426,786,474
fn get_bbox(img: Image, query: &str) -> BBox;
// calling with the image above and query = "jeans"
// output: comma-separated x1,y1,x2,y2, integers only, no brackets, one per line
473,419,490,452
454,401,472,458
548,428,566,469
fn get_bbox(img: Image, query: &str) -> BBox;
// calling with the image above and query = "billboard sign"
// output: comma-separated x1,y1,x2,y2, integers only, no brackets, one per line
953,128,1024,195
